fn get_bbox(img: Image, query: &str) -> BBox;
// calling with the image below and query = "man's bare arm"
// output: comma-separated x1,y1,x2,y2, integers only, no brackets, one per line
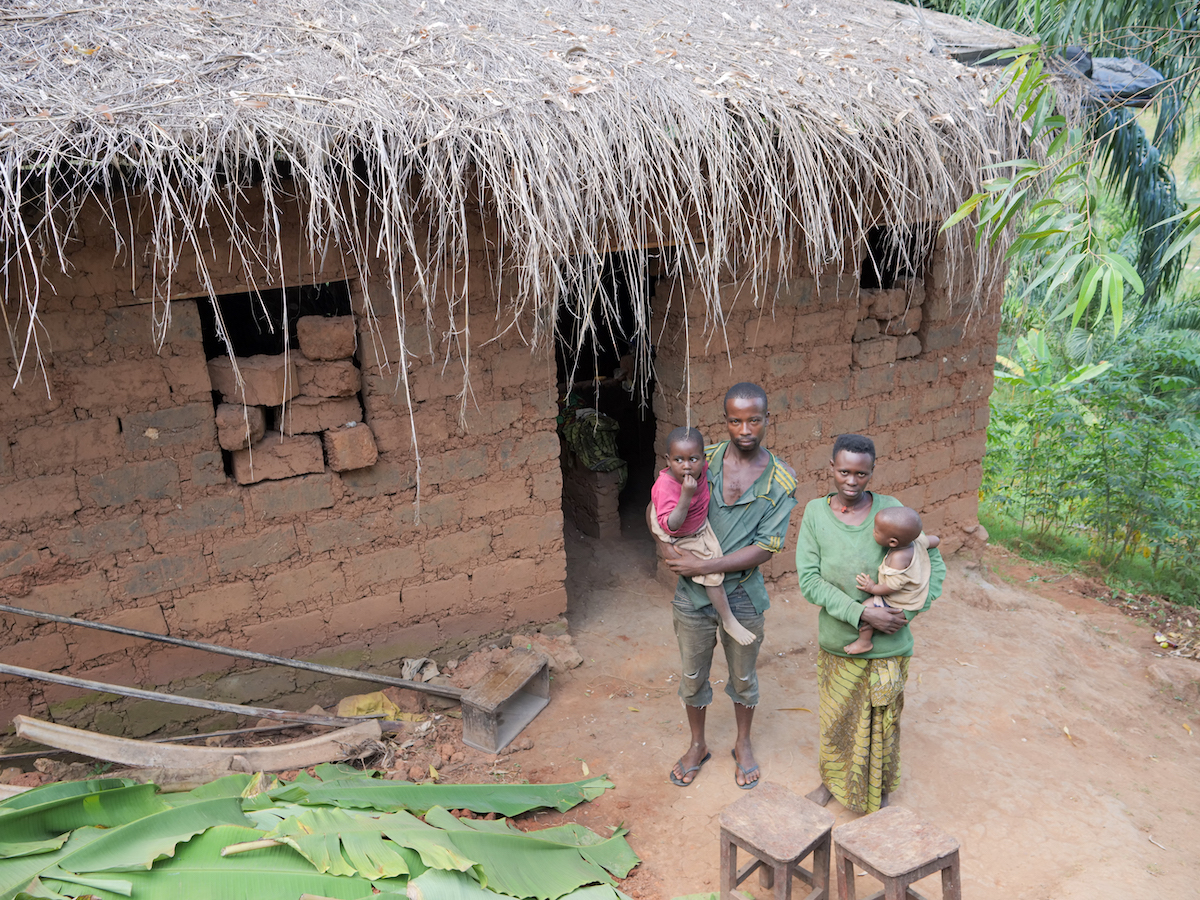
666,543,772,579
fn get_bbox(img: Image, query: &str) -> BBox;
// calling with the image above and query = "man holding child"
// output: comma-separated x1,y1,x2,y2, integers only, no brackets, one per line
652,382,797,789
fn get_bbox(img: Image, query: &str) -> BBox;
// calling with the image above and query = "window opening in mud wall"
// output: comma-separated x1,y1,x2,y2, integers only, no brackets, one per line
555,251,657,540
860,224,935,289
196,281,376,482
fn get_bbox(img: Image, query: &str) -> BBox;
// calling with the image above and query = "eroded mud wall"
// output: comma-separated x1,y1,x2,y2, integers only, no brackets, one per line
0,197,565,734
652,239,999,585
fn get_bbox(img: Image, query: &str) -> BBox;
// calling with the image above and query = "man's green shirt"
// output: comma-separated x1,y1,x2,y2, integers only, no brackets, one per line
674,441,798,613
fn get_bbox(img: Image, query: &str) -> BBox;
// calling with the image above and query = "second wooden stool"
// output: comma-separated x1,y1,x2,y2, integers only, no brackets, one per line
718,781,835,900
831,805,961,900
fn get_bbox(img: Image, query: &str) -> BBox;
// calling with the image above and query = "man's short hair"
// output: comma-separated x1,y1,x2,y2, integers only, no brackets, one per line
875,505,923,544
666,426,704,451
832,433,876,461
724,382,768,412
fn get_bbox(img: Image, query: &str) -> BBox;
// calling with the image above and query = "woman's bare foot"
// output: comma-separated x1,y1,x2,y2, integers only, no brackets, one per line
805,783,833,806
722,617,757,646
843,634,873,654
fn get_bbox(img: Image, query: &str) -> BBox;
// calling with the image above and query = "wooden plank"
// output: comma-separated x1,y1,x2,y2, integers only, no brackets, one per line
14,716,383,772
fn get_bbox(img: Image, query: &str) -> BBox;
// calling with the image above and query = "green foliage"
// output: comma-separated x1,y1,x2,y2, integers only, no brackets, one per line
0,771,633,900
984,305,1200,604
922,0,1200,311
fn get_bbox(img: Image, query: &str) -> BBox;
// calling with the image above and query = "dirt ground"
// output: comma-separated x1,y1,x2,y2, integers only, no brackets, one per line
508,512,1200,899
6,506,1200,899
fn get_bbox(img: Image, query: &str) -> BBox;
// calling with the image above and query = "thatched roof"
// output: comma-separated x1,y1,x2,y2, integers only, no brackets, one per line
1,0,1023,373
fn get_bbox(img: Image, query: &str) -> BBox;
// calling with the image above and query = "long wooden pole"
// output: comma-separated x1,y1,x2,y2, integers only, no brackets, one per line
0,663,371,728
0,602,463,700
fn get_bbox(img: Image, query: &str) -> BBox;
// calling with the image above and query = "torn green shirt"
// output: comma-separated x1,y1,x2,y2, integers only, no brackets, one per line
674,441,798,614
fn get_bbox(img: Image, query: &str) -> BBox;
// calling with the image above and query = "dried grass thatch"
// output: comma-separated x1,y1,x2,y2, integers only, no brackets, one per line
0,0,1024,387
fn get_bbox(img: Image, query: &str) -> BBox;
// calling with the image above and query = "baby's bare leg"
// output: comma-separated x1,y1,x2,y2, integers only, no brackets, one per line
843,618,875,655
703,584,756,646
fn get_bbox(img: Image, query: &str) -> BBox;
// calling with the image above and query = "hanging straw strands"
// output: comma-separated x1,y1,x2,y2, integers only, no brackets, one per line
0,0,1025,386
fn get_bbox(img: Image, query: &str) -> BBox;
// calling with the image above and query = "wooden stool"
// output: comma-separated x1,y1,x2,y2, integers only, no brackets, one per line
831,806,961,900
719,782,835,900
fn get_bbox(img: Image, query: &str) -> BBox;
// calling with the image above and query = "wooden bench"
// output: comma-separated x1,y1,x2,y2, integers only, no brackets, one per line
831,806,961,900
719,782,835,900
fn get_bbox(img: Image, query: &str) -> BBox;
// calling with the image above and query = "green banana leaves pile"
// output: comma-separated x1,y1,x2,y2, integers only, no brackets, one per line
0,765,638,900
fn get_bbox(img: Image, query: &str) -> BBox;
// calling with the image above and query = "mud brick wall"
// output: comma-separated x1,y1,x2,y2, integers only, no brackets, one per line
651,237,1000,586
0,198,566,735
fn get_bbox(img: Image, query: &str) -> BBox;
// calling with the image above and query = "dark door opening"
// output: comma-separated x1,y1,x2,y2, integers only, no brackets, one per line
555,252,658,539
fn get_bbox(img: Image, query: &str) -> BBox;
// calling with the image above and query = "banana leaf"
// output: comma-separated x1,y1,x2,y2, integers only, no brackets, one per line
0,781,134,813
0,829,108,900
404,868,512,899
270,776,615,816
422,810,639,879
0,786,164,849
235,806,478,877
402,870,635,900
61,797,248,872
428,828,614,899
38,826,408,900
0,797,248,898
161,775,255,806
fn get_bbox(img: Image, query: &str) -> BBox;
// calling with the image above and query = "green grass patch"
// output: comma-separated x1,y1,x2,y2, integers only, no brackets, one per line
979,501,1200,608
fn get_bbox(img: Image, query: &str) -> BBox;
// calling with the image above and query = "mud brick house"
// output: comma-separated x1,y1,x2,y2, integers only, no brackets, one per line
0,0,1020,733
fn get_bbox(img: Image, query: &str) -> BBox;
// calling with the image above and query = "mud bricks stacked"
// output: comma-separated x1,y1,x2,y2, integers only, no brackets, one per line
652,236,998,584
207,316,379,483
0,197,566,733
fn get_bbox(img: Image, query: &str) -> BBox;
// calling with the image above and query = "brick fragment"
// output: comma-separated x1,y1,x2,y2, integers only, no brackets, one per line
11,419,120,474
323,424,379,472
296,358,360,398
87,460,180,507
883,306,923,335
278,396,362,435
59,515,148,560
208,354,299,406
852,318,880,342
340,461,414,497
867,288,908,319
214,525,299,575
231,435,324,485
250,473,336,518
24,572,111,617
852,337,898,369
122,403,216,451
297,316,357,360
174,582,255,632
215,404,266,451
895,335,923,359
121,552,209,599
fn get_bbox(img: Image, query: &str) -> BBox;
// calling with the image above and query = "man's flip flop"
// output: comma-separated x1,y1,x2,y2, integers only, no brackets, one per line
669,751,712,786
731,749,760,790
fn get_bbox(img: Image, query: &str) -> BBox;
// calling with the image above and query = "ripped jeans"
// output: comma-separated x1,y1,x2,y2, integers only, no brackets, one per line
672,586,764,708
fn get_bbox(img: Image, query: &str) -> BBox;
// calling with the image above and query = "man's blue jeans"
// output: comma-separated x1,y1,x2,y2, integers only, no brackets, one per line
672,585,764,708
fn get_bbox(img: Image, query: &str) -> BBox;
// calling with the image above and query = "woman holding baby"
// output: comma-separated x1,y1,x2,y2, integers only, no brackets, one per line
795,433,946,813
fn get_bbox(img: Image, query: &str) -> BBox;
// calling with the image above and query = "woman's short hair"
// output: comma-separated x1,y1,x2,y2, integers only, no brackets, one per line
832,433,876,461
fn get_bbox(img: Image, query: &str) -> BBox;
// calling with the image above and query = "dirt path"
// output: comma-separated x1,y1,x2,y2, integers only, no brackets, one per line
512,520,1200,899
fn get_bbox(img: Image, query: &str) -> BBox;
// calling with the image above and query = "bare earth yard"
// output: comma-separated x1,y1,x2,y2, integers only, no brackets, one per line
510,519,1200,899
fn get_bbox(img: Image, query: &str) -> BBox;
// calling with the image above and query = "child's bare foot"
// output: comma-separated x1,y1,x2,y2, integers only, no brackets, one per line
843,635,873,654
722,618,757,646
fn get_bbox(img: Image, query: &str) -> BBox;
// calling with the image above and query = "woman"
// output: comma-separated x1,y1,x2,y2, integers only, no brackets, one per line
795,433,945,813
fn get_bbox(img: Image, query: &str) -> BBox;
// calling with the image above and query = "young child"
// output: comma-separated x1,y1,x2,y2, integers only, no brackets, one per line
650,426,756,646
847,505,941,655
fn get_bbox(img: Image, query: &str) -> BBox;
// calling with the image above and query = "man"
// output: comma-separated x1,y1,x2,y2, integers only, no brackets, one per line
653,382,797,789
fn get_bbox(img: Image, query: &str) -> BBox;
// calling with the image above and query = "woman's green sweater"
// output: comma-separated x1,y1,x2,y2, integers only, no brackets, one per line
795,493,946,658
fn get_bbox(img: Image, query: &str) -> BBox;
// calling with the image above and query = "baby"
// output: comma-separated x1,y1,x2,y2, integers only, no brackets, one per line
650,426,756,645
847,506,941,655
